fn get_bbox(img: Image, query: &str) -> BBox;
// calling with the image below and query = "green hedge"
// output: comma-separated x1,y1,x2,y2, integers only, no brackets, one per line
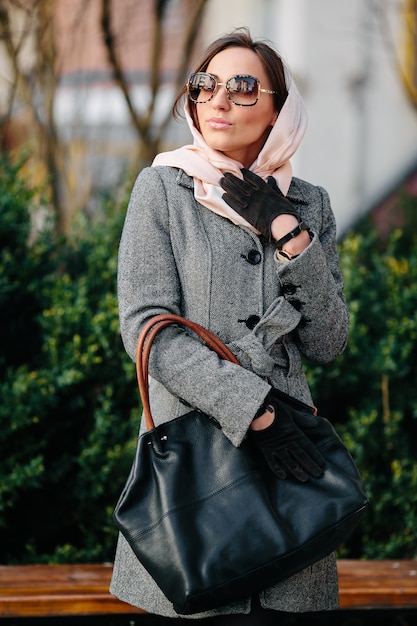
0,155,140,563
306,200,417,559
1,153,416,563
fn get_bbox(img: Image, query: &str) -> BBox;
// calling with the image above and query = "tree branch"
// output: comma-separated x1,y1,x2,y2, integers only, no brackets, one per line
154,0,209,144
100,0,147,139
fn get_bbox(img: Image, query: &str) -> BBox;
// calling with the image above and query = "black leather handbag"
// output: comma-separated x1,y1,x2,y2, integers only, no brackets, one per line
113,314,368,615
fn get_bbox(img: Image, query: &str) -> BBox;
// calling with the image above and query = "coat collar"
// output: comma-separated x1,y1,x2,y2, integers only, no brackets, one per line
286,178,310,205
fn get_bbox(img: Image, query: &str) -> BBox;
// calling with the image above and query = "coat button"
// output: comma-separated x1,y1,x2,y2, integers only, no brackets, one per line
245,315,261,329
246,250,262,265
282,283,297,295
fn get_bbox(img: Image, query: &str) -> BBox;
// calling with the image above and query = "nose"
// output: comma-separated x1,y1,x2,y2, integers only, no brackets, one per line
211,83,231,109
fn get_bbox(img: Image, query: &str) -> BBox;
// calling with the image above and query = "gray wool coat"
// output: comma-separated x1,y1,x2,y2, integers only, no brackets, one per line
110,166,349,618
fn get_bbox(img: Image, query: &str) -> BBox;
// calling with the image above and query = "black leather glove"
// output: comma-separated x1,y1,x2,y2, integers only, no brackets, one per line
220,168,301,242
250,394,325,482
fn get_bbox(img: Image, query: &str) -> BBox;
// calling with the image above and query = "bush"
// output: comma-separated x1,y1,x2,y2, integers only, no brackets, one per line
0,155,139,563
306,197,417,559
1,151,416,563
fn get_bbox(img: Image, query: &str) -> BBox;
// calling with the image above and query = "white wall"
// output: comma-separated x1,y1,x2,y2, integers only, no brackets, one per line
202,0,417,235
51,0,417,234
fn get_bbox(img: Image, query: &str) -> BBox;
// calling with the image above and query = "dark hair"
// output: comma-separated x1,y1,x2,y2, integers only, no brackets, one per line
173,28,288,126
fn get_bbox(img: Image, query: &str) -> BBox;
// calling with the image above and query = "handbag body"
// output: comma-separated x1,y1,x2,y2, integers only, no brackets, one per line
113,314,369,615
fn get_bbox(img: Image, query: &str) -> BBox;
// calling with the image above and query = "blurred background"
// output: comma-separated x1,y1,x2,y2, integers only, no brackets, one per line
1,0,417,586
2,0,417,235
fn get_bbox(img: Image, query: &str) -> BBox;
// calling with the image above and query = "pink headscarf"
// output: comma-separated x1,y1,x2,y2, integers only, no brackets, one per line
152,66,308,233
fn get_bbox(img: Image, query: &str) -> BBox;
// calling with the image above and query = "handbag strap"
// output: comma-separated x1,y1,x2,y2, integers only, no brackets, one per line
136,314,240,431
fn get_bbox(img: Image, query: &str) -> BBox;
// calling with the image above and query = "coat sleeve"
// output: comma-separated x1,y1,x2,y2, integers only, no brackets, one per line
117,167,271,446
275,185,349,362
228,184,349,367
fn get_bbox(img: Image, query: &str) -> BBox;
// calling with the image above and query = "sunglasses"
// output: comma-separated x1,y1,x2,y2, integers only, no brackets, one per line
187,72,277,107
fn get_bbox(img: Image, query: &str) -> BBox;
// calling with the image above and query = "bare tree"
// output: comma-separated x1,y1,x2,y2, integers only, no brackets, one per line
0,0,210,234
100,0,209,168
0,0,71,234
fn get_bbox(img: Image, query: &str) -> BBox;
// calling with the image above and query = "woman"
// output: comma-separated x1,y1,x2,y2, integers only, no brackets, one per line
111,28,349,623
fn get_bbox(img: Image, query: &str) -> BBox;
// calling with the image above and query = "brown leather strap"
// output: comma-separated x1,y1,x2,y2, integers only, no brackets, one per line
136,314,240,430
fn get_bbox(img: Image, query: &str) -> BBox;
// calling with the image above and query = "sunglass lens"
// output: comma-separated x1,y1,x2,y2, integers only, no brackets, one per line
227,75,259,105
188,73,216,103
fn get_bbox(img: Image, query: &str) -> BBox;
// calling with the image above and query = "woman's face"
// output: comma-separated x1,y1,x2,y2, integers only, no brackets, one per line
195,47,278,168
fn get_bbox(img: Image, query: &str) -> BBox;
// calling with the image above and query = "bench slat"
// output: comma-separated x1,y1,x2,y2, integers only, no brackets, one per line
0,561,416,617
337,559,417,609
0,564,144,617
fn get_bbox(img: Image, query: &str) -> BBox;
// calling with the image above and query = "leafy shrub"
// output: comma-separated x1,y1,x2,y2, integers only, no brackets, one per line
0,155,139,563
306,198,417,559
1,151,417,563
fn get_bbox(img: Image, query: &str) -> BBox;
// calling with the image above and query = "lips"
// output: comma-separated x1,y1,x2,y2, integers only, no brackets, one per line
207,118,232,130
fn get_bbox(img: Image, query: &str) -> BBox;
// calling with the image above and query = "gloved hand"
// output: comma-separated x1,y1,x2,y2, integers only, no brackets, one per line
250,394,325,482
220,168,300,242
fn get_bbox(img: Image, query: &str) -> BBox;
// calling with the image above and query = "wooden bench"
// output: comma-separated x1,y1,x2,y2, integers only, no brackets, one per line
338,559,417,609
0,561,416,618
0,563,143,618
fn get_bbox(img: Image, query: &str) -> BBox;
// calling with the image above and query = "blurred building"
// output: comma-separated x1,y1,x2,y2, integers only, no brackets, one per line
203,0,417,235
1,0,417,235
